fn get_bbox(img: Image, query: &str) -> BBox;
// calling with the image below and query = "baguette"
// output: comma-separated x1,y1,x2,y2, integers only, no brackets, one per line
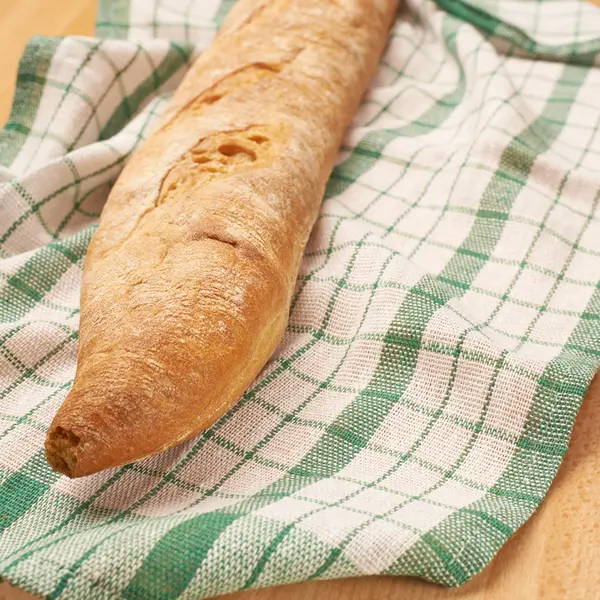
45,0,398,477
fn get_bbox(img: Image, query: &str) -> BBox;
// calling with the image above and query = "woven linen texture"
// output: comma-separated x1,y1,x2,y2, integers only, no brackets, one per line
1,0,600,598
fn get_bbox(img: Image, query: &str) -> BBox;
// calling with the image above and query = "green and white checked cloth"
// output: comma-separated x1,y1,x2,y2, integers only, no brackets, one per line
1,0,600,597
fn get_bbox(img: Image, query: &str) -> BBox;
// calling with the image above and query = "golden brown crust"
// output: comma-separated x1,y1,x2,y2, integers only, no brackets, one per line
45,0,399,477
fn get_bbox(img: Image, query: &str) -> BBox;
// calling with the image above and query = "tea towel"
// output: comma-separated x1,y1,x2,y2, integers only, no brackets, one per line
1,0,600,598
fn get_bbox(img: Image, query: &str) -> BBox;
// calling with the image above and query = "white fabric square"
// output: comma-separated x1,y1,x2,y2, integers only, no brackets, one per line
343,487,406,516
334,339,385,388
490,301,538,337
254,497,316,524
364,197,409,229
217,403,282,452
261,357,319,413
456,434,514,487
459,290,501,322
339,184,381,216
290,280,337,328
338,448,399,484
299,478,362,503
425,479,483,509
370,404,431,454
579,220,600,253
299,506,371,546
388,165,439,203
325,287,373,338
177,439,241,488
219,462,284,495
412,242,455,275
353,101,383,128
518,340,563,362
415,420,473,471
510,189,552,224
92,472,162,511
530,312,579,345
2,322,70,369
492,221,538,262
382,461,442,496
395,207,441,239
530,158,566,202
546,204,587,245
343,519,416,575
297,390,355,426
361,159,407,191
134,484,201,517
346,244,393,286
472,260,520,295
423,303,471,347
52,92,93,142
121,51,156,98
560,172,598,216
429,212,475,247
360,285,408,334
548,280,595,313
391,499,453,531
528,231,571,272
566,250,600,283
257,422,323,468
0,351,22,389
446,357,495,423
294,339,348,382
182,496,239,517
403,350,456,412
0,425,46,470
0,378,62,420
480,326,519,352
450,167,495,210
509,268,556,306
485,368,535,438
0,418,15,435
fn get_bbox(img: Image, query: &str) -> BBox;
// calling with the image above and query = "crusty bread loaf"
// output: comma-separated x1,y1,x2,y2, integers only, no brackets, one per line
45,0,398,477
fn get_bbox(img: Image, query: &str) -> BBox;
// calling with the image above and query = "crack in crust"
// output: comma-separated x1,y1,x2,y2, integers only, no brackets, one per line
157,61,286,136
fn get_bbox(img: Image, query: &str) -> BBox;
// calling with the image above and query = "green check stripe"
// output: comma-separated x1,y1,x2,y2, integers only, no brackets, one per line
0,228,92,323
0,453,60,533
229,276,459,585
434,0,600,62
440,61,589,288
502,196,600,498
0,472,48,533
99,42,194,141
292,282,455,477
96,0,132,39
383,60,593,585
0,37,62,168
121,513,240,600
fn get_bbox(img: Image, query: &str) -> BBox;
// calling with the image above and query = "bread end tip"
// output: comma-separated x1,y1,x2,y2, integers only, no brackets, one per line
45,426,80,478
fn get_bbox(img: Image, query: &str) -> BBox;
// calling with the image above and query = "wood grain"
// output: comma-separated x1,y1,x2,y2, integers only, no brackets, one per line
0,1,599,599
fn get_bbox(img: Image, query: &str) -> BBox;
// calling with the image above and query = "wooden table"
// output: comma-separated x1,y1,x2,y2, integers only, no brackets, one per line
0,1,599,598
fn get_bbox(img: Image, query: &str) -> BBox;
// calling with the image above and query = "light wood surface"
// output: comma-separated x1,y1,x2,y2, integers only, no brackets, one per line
0,1,599,599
